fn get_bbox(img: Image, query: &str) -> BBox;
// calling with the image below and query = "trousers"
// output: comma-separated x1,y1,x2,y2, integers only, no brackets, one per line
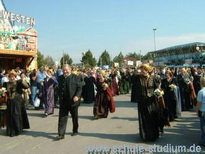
200,116,205,144
58,106,79,136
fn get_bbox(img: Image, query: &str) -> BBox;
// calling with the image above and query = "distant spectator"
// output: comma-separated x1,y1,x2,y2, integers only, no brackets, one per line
43,69,57,116
196,76,205,146
0,68,5,87
30,69,38,106
36,67,46,109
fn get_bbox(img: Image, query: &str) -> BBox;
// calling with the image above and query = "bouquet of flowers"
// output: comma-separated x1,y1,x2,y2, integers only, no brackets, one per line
102,83,109,90
154,88,164,98
184,78,191,85
0,87,7,97
169,84,177,91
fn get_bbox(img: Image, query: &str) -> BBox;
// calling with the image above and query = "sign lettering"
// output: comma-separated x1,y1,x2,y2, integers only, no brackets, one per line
0,10,35,26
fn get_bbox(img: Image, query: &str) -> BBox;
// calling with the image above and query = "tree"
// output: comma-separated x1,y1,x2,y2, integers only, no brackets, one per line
126,52,141,60
113,52,124,67
60,53,73,66
142,53,153,60
98,50,112,67
81,50,97,68
37,50,46,68
44,56,55,67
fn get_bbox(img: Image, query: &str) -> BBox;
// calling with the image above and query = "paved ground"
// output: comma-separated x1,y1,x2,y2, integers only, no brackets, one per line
0,94,204,154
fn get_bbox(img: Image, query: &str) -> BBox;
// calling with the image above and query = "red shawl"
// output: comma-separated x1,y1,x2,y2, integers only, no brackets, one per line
106,87,115,113
189,82,196,99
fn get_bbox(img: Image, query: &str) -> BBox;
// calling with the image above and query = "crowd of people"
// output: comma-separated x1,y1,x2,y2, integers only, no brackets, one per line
0,63,205,145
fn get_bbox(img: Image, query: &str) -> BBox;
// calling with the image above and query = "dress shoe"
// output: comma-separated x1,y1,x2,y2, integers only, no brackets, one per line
56,135,64,140
71,132,78,136
94,116,99,120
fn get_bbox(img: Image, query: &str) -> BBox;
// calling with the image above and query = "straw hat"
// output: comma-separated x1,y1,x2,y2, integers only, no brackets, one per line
8,69,17,77
47,69,54,74
100,70,106,77
140,64,153,73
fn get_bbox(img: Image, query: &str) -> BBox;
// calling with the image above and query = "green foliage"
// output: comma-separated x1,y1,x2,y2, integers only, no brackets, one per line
142,53,153,60
98,50,112,67
60,53,73,66
44,56,55,67
36,50,153,69
126,52,141,60
81,50,97,68
113,52,124,67
37,50,46,68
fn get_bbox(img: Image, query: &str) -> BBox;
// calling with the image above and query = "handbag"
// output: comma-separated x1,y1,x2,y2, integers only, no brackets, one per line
34,97,40,107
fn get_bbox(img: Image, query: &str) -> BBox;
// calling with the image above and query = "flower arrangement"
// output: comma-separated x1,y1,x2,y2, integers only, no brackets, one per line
154,88,164,98
0,87,7,97
184,78,191,85
169,84,177,91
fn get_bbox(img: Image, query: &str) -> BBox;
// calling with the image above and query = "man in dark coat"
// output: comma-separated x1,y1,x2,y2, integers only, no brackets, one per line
56,64,82,140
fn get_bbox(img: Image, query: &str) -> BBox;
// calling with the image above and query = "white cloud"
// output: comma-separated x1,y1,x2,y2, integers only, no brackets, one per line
123,33,205,55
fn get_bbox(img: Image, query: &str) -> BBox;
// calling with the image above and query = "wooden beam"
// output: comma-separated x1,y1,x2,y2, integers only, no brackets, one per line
0,49,36,56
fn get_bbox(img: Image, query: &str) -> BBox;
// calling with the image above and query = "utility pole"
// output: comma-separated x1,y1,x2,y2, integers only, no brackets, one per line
153,28,158,66
153,28,157,51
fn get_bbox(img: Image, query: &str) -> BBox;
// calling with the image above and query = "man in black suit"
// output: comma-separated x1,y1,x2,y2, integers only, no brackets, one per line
56,64,82,140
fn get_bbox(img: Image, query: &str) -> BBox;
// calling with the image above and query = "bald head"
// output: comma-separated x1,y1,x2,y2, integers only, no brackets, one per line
62,64,71,77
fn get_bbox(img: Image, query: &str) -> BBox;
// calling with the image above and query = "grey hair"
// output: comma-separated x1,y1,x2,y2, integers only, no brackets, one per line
62,64,71,69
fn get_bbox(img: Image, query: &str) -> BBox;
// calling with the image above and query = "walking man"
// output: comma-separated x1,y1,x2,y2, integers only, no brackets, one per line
56,64,82,140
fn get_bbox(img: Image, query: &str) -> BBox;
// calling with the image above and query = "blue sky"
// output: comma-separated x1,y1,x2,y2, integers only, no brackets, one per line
4,0,205,63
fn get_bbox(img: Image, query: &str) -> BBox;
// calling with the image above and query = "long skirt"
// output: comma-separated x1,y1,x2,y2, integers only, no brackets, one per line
6,94,30,137
138,97,160,141
93,90,109,118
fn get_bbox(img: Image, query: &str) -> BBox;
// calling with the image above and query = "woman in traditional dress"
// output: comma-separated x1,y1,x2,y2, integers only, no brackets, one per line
3,70,30,137
93,73,115,119
119,70,130,94
43,69,57,116
0,85,7,129
82,71,95,104
136,64,165,141
20,72,31,108
161,70,177,121
177,68,194,111
130,69,139,102
109,70,119,96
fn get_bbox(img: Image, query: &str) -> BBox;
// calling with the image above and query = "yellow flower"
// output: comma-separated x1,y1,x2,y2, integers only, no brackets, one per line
154,88,164,98
0,87,7,96
102,83,109,90
169,84,177,91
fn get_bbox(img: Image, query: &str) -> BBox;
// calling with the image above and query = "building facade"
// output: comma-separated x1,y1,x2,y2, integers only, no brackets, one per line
148,42,205,67
0,0,37,70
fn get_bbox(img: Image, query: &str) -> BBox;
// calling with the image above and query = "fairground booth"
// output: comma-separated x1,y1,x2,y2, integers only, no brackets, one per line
0,0,37,70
